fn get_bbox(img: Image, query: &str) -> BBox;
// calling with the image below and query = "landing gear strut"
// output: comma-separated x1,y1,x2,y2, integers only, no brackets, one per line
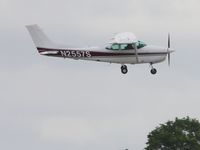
121,65,128,74
150,63,157,75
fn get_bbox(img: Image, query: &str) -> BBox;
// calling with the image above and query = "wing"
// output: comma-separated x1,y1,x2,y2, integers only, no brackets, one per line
109,32,138,44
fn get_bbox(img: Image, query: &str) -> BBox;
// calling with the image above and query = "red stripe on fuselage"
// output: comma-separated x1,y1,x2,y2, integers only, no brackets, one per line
36,47,167,57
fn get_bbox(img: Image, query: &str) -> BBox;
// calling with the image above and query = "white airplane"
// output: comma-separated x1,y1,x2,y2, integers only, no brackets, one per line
26,24,174,74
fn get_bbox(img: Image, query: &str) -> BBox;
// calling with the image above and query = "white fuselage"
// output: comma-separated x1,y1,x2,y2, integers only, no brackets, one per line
83,45,167,64
39,45,168,65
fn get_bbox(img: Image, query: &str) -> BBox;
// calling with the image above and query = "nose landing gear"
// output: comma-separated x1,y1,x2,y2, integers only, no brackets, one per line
121,65,128,74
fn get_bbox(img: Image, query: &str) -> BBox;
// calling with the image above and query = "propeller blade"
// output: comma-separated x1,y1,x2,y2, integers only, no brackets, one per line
168,53,170,66
167,33,171,66
168,33,170,48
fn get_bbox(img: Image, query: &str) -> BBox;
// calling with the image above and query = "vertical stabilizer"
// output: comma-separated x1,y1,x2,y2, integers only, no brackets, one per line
26,24,56,48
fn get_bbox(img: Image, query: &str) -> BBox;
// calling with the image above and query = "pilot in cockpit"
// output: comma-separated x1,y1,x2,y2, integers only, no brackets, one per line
125,44,134,50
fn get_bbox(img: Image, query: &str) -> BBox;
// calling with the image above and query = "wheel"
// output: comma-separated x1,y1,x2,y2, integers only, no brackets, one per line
121,65,128,74
150,68,157,75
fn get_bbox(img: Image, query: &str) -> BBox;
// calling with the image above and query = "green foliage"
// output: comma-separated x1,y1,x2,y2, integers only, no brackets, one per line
145,117,200,150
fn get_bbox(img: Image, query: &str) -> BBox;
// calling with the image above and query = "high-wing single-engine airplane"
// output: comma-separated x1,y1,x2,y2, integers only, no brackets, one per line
26,24,175,74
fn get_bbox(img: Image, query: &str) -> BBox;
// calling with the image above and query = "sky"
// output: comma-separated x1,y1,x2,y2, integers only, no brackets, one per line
1,0,200,149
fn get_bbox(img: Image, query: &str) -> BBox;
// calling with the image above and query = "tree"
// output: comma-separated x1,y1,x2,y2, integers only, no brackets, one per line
145,117,200,150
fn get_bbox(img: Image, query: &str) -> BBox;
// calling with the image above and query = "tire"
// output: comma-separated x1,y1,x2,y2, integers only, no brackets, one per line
121,65,128,74
150,68,157,75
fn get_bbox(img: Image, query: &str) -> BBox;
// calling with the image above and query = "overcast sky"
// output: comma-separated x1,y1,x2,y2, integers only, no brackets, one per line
1,0,200,150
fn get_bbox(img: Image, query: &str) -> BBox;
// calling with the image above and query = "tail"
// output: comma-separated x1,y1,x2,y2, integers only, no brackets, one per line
26,24,57,49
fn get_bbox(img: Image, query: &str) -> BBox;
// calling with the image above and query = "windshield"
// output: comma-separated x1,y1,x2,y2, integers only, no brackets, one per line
106,41,146,50
137,41,147,49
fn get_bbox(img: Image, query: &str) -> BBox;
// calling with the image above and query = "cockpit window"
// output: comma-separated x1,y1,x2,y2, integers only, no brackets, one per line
137,41,147,49
111,44,120,50
106,41,146,50
121,44,134,50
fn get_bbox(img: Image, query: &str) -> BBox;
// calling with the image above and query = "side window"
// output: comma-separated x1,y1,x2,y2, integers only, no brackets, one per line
120,44,128,50
120,44,134,50
111,44,120,50
106,43,142,50
126,44,134,50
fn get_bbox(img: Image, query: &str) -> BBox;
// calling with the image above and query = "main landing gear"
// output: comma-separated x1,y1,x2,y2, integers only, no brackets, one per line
120,63,157,75
121,65,128,74
150,63,157,75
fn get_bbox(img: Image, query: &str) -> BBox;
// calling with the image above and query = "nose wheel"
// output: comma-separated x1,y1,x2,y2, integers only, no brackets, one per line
150,63,157,75
121,65,128,74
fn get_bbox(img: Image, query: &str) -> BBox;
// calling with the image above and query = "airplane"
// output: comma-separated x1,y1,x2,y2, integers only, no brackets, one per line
26,24,175,75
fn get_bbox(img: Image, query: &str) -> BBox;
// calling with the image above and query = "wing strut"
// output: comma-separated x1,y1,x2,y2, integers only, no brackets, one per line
133,43,139,63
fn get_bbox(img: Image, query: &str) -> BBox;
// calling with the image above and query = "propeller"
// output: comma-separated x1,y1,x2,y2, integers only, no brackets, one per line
167,33,171,66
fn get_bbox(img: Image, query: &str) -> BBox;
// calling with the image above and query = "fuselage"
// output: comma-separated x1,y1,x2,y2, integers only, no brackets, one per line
38,45,168,65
